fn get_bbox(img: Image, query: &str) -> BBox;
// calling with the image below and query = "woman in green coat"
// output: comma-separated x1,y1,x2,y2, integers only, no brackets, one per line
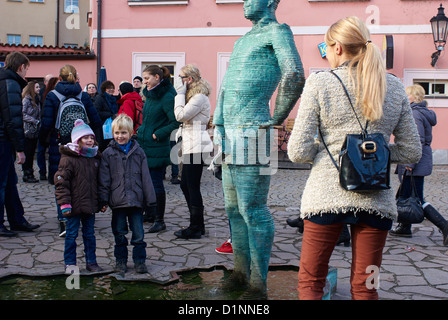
138,65,180,233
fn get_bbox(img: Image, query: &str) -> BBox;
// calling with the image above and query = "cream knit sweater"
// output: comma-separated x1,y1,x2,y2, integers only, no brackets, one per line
287,67,422,221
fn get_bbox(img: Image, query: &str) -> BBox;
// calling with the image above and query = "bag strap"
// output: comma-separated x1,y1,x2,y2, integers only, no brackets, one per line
329,70,368,133
318,127,340,171
396,170,421,200
319,70,365,171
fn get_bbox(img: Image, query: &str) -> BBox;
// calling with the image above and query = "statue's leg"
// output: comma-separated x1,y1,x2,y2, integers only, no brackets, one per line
222,164,250,285
235,165,273,295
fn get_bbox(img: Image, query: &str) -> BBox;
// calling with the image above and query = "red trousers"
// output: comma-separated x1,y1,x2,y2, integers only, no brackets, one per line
298,220,388,300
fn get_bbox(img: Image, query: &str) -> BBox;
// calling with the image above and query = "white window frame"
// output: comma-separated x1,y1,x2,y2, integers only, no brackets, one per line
30,0,44,3
132,52,185,81
29,35,43,46
64,0,79,13
216,0,243,3
403,69,448,108
217,52,232,92
309,0,369,2
7,34,21,45
128,0,188,6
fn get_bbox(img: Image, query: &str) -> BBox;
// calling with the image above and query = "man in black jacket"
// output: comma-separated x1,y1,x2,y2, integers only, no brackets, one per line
0,52,40,237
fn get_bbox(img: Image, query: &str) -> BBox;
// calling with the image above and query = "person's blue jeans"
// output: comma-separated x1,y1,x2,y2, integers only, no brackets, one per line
36,141,48,176
111,207,147,263
64,214,97,265
0,141,27,226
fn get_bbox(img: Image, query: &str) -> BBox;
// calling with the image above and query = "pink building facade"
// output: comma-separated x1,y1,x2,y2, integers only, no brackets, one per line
25,0,448,163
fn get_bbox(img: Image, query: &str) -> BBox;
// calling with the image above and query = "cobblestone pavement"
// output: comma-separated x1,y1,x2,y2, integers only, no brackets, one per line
1,162,448,300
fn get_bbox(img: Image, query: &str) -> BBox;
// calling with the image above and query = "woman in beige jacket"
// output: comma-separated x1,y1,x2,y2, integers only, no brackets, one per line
173,64,213,239
287,17,421,300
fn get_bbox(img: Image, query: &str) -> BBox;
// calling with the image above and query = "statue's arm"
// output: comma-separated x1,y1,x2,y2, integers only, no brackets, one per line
271,24,305,125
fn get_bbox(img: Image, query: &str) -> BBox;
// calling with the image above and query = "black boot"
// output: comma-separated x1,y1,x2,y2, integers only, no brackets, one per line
143,205,155,223
337,224,351,247
23,170,38,183
423,203,448,246
286,217,304,233
147,193,166,233
389,223,412,237
174,205,204,239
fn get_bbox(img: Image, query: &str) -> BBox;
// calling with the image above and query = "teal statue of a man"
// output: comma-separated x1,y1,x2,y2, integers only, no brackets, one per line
213,0,305,298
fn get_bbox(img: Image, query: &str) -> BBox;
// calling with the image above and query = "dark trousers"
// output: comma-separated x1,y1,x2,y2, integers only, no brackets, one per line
111,207,147,263
22,137,38,174
36,141,48,176
180,153,204,208
149,166,167,194
0,141,27,226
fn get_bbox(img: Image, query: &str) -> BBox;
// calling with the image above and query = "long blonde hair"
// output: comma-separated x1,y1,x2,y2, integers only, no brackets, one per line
181,64,212,102
325,16,386,121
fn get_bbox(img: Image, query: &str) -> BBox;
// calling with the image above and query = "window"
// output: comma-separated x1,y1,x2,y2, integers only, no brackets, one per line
216,0,243,3
128,0,188,6
30,0,44,2
29,36,43,46
415,80,448,98
7,34,21,45
309,0,369,2
64,0,79,13
132,52,185,85
404,69,448,108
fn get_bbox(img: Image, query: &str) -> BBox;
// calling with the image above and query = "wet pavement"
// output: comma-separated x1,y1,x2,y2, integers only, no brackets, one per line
1,161,448,300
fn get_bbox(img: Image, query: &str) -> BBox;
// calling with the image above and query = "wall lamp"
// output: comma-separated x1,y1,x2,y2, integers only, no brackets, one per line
430,4,448,67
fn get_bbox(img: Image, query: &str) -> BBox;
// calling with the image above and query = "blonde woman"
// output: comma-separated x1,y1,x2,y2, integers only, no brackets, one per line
287,17,422,300
390,85,448,245
173,64,213,239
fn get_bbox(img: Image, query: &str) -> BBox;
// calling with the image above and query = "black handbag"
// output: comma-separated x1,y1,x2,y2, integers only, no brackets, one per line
320,70,391,192
396,170,424,224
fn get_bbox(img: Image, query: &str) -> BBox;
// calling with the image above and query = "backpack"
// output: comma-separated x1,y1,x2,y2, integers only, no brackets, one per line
134,99,144,128
52,90,89,144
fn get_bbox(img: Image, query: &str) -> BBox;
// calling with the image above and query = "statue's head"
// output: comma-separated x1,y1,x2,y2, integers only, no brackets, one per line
243,0,280,21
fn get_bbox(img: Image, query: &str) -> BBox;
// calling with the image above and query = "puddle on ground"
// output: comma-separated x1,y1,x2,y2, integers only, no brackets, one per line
0,267,299,300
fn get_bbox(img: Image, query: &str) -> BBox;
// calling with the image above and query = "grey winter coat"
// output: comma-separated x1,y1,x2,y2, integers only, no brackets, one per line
98,139,156,209
22,95,40,139
397,101,437,177
287,67,422,221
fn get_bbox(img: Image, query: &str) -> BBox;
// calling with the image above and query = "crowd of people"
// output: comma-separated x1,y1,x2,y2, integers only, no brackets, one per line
1,13,448,300
0,52,223,275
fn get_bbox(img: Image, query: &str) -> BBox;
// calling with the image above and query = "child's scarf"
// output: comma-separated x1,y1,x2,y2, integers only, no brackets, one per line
66,143,98,158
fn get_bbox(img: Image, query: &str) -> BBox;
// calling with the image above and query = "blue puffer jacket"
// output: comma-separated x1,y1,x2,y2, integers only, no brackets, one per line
0,67,28,151
39,81,102,146
38,81,102,184
397,101,437,177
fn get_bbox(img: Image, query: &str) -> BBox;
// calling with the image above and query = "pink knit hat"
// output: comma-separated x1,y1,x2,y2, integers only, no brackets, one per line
71,119,95,144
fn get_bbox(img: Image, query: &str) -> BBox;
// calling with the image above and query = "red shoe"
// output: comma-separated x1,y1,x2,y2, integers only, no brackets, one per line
215,240,233,254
